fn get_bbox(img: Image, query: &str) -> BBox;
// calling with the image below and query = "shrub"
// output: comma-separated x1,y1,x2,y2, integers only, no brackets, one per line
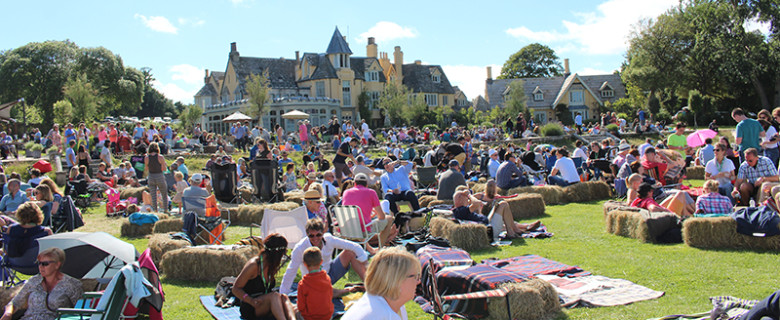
23,142,35,150
422,124,439,132
540,123,564,137
46,146,60,155
481,121,494,127
617,113,629,120
605,124,619,134
30,144,44,152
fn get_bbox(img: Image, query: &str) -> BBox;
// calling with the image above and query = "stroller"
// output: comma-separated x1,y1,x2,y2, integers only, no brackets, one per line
68,179,92,208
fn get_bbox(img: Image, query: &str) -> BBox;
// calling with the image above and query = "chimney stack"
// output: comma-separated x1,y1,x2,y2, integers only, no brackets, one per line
414,60,421,65
230,42,239,62
564,58,570,77
393,46,403,84
204,69,209,84
366,37,377,58
486,66,492,80
295,51,300,61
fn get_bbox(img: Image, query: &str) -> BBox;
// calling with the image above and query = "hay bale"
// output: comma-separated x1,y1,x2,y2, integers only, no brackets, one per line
503,194,545,220
238,186,254,202
120,187,147,200
429,200,453,207
233,204,265,226
603,200,629,217
582,180,612,200
161,245,260,281
284,191,305,205
605,209,679,243
471,183,487,194
148,233,190,268
419,195,437,207
683,217,780,250
687,166,705,180
265,202,300,211
488,280,560,320
449,223,490,251
564,182,592,203
120,219,155,238
0,285,22,308
506,185,566,205
429,216,455,239
152,218,184,234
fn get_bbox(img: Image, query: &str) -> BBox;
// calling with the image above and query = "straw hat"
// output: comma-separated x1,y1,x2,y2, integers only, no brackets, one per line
304,189,322,201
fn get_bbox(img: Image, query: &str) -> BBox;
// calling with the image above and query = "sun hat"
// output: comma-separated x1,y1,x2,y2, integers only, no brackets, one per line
307,172,317,180
488,149,497,156
618,143,631,152
304,189,322,200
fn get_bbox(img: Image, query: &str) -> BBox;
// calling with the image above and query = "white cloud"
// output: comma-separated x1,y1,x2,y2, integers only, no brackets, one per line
170,64,203,85
505,0,678,55
441,64,502,101
178,18,206,27
134,14,178,34
357,21,418,44
151,80,196,104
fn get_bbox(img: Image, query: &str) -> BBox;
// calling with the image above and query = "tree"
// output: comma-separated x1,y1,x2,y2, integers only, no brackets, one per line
688,89,704,128
504,80,527,117
402,94,436,127
554,104,574,125
357,91,371,123
52,100,73,126
63,73,101,122
243,71,270,122
378,81,409,126
498,43,563,79
178,104,202,132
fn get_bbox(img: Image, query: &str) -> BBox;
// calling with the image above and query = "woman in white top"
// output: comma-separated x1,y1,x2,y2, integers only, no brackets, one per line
758,114,779,166
342,247,419,320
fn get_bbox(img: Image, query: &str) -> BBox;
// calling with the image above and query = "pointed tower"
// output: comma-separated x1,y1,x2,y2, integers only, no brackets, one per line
326,27,352,69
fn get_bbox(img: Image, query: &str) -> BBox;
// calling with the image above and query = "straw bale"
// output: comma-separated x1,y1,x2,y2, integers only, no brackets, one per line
488,280,560,320
148,233,190,268
506,185,566,205
603,200,629,217
448,223,490,251
225,207,239,221
471,183,487,194
407,217,425,232
121,213,172,237
429,217,455,239
161,245,260,281
284,191,305,205
238,186,254,202
687,166,705,180
0,285,22,308
120,187,147,200
265,202,300,211
605,209,679,243
429,200,453,207
583,180,612,200
419,195,437,207
683,217,780,250
564,182,592,203
503,194,545,220
152,218,184,234
233,205,265,226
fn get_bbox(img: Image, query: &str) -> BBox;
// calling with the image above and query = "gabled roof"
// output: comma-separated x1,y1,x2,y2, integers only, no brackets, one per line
551,73,602,107
350,57,387,82
195,83,217,97
325,27,353,55
473,95,490,111
599,81,613,91
532,86,543,93
210,71,225,81
402,64,455,94
232,57,298,89
485,73,625,109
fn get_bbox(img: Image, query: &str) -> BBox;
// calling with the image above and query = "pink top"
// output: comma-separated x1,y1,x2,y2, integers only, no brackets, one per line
342,185,381,231
109,128,119,142
630,197,661,210
299,124,308,141
98,130,108,141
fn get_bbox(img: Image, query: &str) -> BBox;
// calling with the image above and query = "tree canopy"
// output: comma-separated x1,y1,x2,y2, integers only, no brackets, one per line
243,71,270,121
498,43,563,79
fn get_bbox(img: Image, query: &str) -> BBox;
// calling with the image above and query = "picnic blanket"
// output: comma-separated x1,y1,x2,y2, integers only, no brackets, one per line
436,264,534,318
200,295,242,320
537,274,664,307
520,223,554,239
482,254,591,278
648,296,758,320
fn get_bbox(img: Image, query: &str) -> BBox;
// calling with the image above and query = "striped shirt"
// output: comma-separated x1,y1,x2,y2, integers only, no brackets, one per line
737,156,778,184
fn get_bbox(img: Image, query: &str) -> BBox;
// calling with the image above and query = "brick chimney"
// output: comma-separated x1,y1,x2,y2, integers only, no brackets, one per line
230,42,239,63
564,58,570,77
393,46,403,84
366,37,377,58
204,69,209,84
486,66,492,80
295,51,300,61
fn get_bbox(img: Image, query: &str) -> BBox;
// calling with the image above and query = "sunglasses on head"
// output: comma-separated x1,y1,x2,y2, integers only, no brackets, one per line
308,233,323,238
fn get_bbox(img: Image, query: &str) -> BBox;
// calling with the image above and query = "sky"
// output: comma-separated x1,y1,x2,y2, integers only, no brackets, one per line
1,0,682,105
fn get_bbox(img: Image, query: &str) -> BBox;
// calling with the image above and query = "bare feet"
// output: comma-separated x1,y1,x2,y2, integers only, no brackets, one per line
528,220,541,231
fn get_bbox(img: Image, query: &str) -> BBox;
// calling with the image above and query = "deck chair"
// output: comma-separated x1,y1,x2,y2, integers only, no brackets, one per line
58,263,152,320
428,264,513,320
182,194,230,245
416,166,438,194
258,206,308,249
0,225,47,288
329,205,378,250
211,162,242,204
51,196,85,233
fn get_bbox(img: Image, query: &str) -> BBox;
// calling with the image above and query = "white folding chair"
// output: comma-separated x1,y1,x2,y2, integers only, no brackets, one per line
260,206,308,249
329,205,379,250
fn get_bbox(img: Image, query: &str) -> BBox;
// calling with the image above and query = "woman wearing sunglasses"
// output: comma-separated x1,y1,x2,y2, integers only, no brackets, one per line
2,244,82,320
232,233,296,320
343,246,420,320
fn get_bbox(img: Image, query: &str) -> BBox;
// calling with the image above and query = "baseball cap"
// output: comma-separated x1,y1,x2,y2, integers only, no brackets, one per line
355,173,368,183
191,173,203,183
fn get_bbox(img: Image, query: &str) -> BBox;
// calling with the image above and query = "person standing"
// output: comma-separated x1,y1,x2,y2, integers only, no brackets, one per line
332,138,357,189
732,108,765,161
667,123,688,157
144,142,168,213
574,112,583,135
132,122,145,143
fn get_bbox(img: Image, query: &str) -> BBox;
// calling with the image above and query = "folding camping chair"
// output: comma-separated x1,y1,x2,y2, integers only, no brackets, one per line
183,194,231,245
416,166,438,194
68,179,93,208
428,263,513,320
249,206,308,249
329,205,379,250
211,162,243,204
50,195,85,233
0,225,47,288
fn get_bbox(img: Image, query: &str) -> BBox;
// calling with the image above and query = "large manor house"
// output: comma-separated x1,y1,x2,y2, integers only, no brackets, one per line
194,27,625,133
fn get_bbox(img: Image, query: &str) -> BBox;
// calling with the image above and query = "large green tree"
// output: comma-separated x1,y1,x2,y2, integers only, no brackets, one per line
504,80,527,116
138,67,175,118
498,43,563,79
63,73,101,121
378,81,409,126
178,104,202,132
243,71,270,122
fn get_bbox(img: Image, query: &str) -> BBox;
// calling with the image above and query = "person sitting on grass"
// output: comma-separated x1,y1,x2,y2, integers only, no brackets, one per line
27,169,43,188
695,180,734,216
283,163,299,192
548,148,580,187
233,234,296,320
732,147,779,206
296,247,334,320
470,181,541,239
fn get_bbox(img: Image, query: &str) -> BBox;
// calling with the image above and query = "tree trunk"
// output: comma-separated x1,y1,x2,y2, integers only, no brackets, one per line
751,74,770,110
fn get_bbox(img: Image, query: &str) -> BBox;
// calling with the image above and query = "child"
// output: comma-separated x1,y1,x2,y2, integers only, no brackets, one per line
172,171,189,214
304,162,316,177
297,247,333,320
283,163,299,192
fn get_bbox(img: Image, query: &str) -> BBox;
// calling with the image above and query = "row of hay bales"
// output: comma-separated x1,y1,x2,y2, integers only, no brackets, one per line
148,233,261,282
466,180,612,206
686,166,705,180
421,193,545,221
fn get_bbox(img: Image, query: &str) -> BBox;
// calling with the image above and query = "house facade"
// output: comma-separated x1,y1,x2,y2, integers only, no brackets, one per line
195,28,461,134
483,59,626,124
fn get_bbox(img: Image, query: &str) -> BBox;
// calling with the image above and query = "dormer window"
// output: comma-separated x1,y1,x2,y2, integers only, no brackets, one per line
432,74,441,83
365,71,379,82
601,90,614,98
532,86,544,101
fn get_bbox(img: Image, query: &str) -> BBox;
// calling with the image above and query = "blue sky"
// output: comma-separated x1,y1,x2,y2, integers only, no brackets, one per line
2,0,680,104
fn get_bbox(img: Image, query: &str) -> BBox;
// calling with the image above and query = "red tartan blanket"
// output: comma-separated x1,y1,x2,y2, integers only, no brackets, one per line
482,254,591,278
436,264,533,318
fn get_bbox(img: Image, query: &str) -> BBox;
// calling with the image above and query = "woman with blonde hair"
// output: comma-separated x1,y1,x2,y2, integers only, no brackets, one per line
343,246,420,319
38,178,63,225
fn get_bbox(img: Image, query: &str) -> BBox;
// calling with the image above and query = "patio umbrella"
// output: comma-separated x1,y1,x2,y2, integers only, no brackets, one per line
687,129,718,147
37,232,138,279
281,110,309,120
222,111,252,123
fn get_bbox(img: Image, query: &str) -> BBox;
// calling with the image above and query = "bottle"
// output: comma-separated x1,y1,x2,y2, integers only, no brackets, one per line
750,199,756,207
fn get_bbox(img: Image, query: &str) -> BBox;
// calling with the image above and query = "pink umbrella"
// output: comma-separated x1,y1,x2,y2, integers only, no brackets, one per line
687,129,718,147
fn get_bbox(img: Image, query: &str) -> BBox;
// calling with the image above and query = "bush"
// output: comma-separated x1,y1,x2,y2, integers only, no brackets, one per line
46,146,60,155
656,109,672,123
422,124,439,132
617,113,629,120
23,142,35,150
540,123,564,137
481,121,494,127
30,144,44,152
605,124,619,134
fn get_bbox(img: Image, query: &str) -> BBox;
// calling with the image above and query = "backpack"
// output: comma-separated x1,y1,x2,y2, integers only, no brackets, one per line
214,276,237,308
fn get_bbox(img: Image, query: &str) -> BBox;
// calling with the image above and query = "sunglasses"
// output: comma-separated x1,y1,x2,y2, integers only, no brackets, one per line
307,233,323,238
36,260,56,267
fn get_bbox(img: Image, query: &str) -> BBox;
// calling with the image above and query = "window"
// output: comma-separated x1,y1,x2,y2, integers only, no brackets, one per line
432,74,441,83
316,82,325,97
234,89,243,100
442,96,448,106
334,54,349,69
425,94,438,106
342,80,351,106
601,90,614,98
569,90,584,105
365,71,379,82
534,93,543,101
221,90,229,103
368,91,381,109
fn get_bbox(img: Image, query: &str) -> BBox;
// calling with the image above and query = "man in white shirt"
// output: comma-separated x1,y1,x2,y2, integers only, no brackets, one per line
322,171,341,203
574,112,583,134
423,146,436,167
548,149,580,187
572,140,588,160
487,149,501,178
280,218,368,295
361,119,370,134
